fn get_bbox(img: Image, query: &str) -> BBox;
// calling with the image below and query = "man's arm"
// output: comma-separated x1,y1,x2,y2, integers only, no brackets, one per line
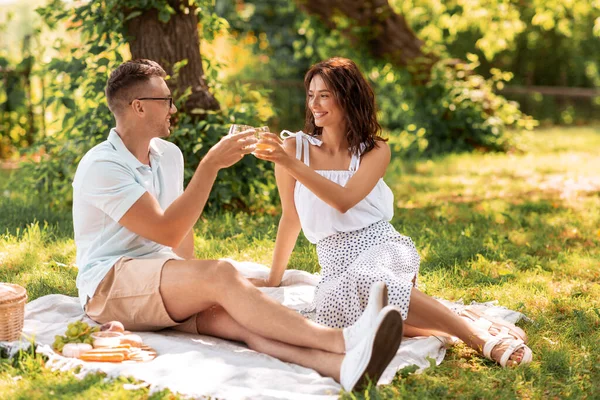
119,130,256,249
173,230,194,259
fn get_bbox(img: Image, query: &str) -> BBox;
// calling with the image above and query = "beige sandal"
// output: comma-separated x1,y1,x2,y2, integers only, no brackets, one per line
482,334,532,367
461,306,528,343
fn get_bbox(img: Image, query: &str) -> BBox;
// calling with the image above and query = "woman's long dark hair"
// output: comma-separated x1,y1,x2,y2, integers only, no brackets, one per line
303,57,386,155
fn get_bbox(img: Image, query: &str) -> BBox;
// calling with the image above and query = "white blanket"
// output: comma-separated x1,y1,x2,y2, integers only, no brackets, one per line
19,260,525,399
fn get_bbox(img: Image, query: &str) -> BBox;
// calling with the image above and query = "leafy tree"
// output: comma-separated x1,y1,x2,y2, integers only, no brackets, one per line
295,0,432,73
124,1,220,112
222,0,535,154
17,0,276,211
393,0,600,124
394,0,600,88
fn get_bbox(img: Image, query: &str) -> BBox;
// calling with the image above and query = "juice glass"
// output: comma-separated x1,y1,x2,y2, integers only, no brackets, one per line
228,124,253,135
254,126,273,151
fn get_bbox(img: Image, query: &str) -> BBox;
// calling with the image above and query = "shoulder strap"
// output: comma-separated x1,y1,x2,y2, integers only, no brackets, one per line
349,153,360,172
349,143,367,172
281,130,308,165
280,130,323,167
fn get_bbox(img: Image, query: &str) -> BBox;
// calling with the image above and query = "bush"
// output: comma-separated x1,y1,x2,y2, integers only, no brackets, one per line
0,54,36,159
13,0,277,213
374,56,537,155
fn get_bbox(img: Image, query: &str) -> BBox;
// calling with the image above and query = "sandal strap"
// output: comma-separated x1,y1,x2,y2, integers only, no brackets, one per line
471,317,493,332
462,307,526,342
475,319,518,340
499,339,525,367
482,336,501,359
497,326,512,338
483,336,526,367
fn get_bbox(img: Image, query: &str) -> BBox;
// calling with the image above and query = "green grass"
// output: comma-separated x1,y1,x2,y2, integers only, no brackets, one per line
2,126,600,399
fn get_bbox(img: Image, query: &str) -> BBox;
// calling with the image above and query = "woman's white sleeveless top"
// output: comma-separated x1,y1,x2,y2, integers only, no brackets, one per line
282,131,394,244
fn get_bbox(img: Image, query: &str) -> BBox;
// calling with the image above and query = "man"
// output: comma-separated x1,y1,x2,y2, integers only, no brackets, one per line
72,59,403,391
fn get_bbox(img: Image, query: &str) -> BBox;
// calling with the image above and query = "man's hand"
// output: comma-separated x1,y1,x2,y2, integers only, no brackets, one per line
202,129,257,171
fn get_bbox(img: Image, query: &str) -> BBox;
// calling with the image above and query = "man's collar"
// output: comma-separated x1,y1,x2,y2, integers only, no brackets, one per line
107,129,148,170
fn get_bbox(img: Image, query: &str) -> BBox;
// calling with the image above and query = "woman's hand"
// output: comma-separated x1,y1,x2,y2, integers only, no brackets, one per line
248,277,281,287
247,277,281,287
252,132,293,168
247,278,268,287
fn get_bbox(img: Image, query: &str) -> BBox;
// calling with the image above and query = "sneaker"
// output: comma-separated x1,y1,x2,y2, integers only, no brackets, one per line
339,305,404,392
343,281,388,351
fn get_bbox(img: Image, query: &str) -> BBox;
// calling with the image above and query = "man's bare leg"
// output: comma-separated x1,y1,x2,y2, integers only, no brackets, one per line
160,259,345,354
194,305,343,381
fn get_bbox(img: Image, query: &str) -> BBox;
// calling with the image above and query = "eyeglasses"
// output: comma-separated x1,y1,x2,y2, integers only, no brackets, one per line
130,97,173,108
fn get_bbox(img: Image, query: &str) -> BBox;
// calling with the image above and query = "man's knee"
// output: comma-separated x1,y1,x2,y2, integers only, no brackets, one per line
204,260,240,287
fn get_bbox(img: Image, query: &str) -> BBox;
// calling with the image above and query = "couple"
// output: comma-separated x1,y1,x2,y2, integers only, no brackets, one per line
72,58,532,392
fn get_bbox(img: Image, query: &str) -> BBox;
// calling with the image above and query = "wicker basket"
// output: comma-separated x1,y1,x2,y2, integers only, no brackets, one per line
0,283,27,342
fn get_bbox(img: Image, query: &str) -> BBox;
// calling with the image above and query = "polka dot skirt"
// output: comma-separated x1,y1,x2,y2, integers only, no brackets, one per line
311,220,420,328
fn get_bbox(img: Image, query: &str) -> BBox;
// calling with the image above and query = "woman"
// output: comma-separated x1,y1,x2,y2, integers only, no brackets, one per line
253,57,531,367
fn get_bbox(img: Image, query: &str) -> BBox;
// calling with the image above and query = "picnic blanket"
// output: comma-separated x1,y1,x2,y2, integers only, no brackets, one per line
17,259,526,399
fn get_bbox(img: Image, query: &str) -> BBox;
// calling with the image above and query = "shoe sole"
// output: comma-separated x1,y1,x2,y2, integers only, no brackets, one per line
352,308,404,392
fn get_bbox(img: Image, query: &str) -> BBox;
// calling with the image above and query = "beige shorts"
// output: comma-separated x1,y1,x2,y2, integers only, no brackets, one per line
85,257,198,333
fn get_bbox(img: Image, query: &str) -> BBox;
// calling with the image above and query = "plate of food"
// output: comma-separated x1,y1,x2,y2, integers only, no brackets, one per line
54,320,157,363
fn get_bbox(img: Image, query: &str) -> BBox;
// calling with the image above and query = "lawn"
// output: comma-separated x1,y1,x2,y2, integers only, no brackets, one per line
1,126,599,399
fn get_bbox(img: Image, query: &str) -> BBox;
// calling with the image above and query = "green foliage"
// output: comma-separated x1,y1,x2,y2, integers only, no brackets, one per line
393,0,600,124
221,0,534,155
167,91,278,211
215,0,314,131
376,56,537,154
393,0,600,87
0,39,37,158
0,2,47,158
218,0,310,79
16,0,277,211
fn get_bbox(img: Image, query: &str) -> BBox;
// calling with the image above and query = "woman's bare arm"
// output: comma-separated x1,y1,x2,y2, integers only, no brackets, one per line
266,138,303,286
255,133,391,213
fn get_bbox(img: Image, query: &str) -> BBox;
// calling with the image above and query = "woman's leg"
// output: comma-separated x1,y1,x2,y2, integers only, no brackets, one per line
403,324,448,338
194,305,343,380
404,288,525,365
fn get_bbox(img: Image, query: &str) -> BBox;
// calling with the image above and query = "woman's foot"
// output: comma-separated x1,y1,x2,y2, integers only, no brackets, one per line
479,334,532,367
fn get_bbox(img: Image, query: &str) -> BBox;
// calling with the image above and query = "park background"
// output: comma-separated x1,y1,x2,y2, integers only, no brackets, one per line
1,0,599,398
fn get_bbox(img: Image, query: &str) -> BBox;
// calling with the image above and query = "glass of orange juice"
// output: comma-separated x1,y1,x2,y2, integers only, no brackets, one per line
228,124,253,135
254,126,273,151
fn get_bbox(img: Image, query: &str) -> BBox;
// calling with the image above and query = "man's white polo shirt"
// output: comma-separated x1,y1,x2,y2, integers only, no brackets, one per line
73,128,184,308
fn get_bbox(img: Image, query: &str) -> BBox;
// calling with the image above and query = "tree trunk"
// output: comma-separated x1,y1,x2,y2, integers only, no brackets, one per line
125,1,220,113
295,0,435,81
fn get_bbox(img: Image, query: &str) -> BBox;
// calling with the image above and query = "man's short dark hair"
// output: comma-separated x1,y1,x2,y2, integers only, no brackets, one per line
105,59,167,115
